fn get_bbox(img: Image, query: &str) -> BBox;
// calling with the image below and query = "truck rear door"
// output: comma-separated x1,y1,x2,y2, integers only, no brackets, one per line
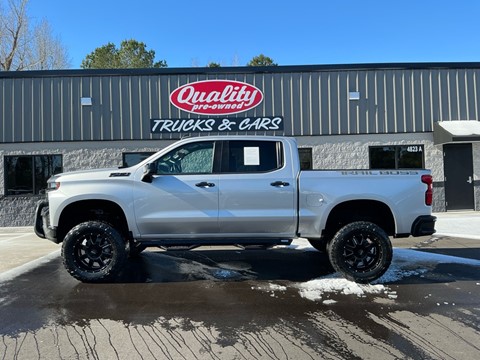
218,140,297,238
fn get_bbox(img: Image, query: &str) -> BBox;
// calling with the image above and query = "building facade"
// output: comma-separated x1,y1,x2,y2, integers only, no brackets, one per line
1,63,480,226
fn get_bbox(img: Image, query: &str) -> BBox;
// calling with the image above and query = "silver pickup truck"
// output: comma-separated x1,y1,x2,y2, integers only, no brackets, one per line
35,136,435,283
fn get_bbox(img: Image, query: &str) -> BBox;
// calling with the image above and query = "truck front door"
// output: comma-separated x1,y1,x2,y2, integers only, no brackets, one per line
133,141,219,238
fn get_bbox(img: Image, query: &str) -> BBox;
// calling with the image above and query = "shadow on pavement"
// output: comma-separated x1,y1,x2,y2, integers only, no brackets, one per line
115,249,334,283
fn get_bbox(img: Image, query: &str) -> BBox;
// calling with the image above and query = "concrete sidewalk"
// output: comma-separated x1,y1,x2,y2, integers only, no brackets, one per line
433,211,480,239
0,227,60,274
0,212,479,277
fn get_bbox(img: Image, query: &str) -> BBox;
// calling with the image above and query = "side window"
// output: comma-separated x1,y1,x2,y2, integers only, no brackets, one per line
123,152,155,167
226,141,283,173
154,141,214,175
298,148,313,170
5,155,62,195
369,145,424,169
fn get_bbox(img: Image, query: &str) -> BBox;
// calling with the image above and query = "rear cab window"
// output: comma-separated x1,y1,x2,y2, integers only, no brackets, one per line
222,140,283,173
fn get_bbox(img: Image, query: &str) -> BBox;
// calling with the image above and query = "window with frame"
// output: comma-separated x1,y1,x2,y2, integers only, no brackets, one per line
226,141,283,173
123,152,155,168
5,155,63,195
298,148,313,170
369,145,424,169
154,141,214,175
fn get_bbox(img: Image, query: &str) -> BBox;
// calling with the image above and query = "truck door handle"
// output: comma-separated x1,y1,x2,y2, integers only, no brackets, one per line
270,181,290,187
467,176,473,184
195,181,215,188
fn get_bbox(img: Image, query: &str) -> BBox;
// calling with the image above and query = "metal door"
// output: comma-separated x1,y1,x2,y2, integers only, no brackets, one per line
218,140,297,238
133,140,219,237
134,174,219,237
444,143,474,210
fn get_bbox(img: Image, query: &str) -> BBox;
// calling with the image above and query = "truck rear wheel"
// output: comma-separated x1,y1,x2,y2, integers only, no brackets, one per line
327,221,392,283
62,221,127,283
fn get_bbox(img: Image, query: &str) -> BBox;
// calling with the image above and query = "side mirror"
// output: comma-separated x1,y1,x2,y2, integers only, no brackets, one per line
141,163,156,183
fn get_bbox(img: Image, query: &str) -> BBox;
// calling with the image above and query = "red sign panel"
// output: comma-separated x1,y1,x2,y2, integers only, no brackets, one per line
170,80,264,115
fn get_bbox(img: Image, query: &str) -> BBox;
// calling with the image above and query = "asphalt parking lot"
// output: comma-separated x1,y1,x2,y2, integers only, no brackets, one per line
0,214,479,359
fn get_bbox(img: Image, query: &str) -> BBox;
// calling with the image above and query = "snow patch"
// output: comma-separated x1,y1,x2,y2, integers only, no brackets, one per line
252,282,288,298
322,299,337,305
274,243,480,302
298,277,385,301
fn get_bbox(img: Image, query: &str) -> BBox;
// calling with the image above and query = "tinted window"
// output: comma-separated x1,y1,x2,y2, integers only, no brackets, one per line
154,141,214,175
369,145,424,169
226,141,282,173
123,152,155,167
298,148,313,170
5,155,62,195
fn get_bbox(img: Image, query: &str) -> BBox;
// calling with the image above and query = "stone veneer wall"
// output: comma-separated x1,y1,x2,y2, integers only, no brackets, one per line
1,134,478,227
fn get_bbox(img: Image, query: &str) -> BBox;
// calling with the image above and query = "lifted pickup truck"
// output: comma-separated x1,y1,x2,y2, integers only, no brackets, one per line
35,136,435,283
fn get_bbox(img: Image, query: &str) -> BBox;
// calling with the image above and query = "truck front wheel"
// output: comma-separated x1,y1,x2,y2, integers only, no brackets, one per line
62,221,127,283
327,221,392,283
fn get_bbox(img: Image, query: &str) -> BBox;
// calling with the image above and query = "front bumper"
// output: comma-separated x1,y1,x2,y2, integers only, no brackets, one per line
411,215,436,237
34,199,58,243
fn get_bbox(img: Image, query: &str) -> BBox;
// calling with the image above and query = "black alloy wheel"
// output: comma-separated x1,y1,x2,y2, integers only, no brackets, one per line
62,221,127,283
328,221,392,283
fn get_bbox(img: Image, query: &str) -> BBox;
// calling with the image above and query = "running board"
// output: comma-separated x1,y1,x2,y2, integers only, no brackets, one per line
137,238,293,250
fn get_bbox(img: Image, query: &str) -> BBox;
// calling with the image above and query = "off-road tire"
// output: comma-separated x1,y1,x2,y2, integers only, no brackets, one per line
327,221,392,283
62,221,127,283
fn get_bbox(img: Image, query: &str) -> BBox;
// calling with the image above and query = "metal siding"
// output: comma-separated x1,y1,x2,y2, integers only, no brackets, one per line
129,77,140,139
291,74,301,135
99,77,110,140
474,70,480,121
366,71,377,133
69,78,79,141
22,79,32,142
90,77,101,141
320,73,331,135
2,65,480,143
412,71,424,132
309,73,321,135
358,71,365,133
403,70,413,134
466,70,476,120
52,78,63,141
338,72,348,134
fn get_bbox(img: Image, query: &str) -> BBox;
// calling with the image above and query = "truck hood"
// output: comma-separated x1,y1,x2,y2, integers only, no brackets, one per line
49,167,133,183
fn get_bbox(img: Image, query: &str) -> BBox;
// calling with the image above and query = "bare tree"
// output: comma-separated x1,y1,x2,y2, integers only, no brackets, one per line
0,0,70,71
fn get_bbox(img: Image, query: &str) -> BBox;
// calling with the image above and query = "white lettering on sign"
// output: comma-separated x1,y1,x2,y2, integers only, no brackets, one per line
150,117,284,133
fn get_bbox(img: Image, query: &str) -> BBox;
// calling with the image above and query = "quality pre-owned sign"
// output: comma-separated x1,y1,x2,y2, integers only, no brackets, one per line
150,79,283,133
170,80,263,115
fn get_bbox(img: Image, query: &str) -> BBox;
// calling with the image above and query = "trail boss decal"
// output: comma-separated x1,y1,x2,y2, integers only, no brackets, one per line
170,80,263,115
151,116,284,133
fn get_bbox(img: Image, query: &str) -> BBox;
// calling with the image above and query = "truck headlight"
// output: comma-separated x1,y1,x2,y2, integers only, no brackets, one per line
48,181,60,191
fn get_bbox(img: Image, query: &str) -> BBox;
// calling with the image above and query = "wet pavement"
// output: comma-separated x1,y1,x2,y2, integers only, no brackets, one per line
0,230,479,359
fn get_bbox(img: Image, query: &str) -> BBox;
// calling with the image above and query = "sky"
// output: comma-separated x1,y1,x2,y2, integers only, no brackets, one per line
27,0,480,69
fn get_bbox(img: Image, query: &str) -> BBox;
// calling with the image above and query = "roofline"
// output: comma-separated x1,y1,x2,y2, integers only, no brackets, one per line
2,62,480,79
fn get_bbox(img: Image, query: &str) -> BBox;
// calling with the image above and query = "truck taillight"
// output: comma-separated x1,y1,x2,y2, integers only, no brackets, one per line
421,175,433,206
